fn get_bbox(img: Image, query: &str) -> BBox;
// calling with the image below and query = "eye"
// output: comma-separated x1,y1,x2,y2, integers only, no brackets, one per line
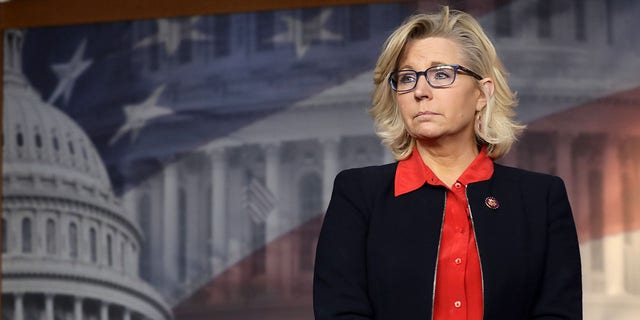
432,70,452,80
399,75,415,84
397,72,416,84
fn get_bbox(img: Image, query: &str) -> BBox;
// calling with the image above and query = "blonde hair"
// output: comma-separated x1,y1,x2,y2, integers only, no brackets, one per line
370,6,524,160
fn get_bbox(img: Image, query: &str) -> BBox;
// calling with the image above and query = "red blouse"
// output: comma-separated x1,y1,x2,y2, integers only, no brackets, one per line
395,146,494,320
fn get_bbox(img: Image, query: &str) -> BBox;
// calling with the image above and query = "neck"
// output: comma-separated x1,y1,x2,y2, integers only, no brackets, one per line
415,137,479,187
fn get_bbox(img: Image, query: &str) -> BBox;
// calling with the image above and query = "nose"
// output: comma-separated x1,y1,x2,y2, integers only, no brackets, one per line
413,73,432,100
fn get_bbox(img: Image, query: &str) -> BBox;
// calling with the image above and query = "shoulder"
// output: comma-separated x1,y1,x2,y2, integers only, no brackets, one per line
331,163,398,205
493,163,567,199
494,163,564,186
334,162,398,186
326,163,398,220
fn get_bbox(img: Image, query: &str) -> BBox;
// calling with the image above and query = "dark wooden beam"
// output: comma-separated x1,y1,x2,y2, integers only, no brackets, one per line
0,0,412,29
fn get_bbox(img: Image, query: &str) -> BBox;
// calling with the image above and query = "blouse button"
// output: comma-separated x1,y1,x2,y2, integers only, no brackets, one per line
454,182,462,189
454,301,462,308
454,258,462,265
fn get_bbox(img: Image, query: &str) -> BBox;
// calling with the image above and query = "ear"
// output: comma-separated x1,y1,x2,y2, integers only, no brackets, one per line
476,78,494,112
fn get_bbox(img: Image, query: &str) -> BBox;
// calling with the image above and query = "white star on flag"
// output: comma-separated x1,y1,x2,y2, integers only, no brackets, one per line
109,85,174,145
47,39,93,105
135,17,210,56
270,9,342,59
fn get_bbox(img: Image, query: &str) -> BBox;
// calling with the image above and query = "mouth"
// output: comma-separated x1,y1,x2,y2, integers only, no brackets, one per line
414,110,438,118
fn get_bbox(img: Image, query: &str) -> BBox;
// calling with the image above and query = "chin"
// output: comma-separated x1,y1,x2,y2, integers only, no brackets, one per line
411,127,443,138
413,132,444,141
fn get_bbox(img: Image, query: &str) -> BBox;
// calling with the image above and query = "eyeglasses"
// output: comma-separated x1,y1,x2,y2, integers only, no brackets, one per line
388,64,483,92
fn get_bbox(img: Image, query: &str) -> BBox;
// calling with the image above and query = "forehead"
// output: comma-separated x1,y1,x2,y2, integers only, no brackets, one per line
399,37,463,67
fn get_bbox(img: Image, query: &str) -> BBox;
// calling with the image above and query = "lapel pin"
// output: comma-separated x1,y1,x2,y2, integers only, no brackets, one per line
485,196,499,210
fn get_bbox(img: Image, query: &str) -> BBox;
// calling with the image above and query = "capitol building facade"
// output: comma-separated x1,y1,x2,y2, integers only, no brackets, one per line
1,30,172,320
135,2,638,319
2,1,640,320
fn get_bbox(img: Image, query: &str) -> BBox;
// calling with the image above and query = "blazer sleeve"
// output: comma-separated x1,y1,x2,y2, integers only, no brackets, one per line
532,176,583,319
313,170,374,320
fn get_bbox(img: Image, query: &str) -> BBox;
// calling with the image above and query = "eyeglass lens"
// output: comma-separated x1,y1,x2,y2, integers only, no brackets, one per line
391,66,457,91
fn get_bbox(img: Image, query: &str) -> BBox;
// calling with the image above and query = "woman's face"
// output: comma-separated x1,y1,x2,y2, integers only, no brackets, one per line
395,37,487,144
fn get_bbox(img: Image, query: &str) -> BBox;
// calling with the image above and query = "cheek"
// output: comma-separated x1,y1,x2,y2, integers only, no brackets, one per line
454,91,481,118
396,97,413,120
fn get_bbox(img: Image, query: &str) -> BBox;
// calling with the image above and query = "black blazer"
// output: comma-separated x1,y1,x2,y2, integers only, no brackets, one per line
313,163,582,320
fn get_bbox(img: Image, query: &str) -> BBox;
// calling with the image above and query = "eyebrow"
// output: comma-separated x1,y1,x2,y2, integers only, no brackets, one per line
398,61,449,70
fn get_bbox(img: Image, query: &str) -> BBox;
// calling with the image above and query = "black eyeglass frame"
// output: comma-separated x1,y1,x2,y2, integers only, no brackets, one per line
388,64,484,92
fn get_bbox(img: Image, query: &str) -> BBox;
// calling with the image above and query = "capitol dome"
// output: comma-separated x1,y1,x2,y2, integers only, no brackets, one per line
2,30,172,320
3,37,113,211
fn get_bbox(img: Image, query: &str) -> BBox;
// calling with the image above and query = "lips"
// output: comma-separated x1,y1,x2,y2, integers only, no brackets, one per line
414,110,438,118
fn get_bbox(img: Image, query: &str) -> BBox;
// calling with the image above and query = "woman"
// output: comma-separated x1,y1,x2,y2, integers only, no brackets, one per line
313,6,582,320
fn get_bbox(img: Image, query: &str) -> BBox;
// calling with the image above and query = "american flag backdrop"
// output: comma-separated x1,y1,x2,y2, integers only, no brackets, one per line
3,1,640,319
